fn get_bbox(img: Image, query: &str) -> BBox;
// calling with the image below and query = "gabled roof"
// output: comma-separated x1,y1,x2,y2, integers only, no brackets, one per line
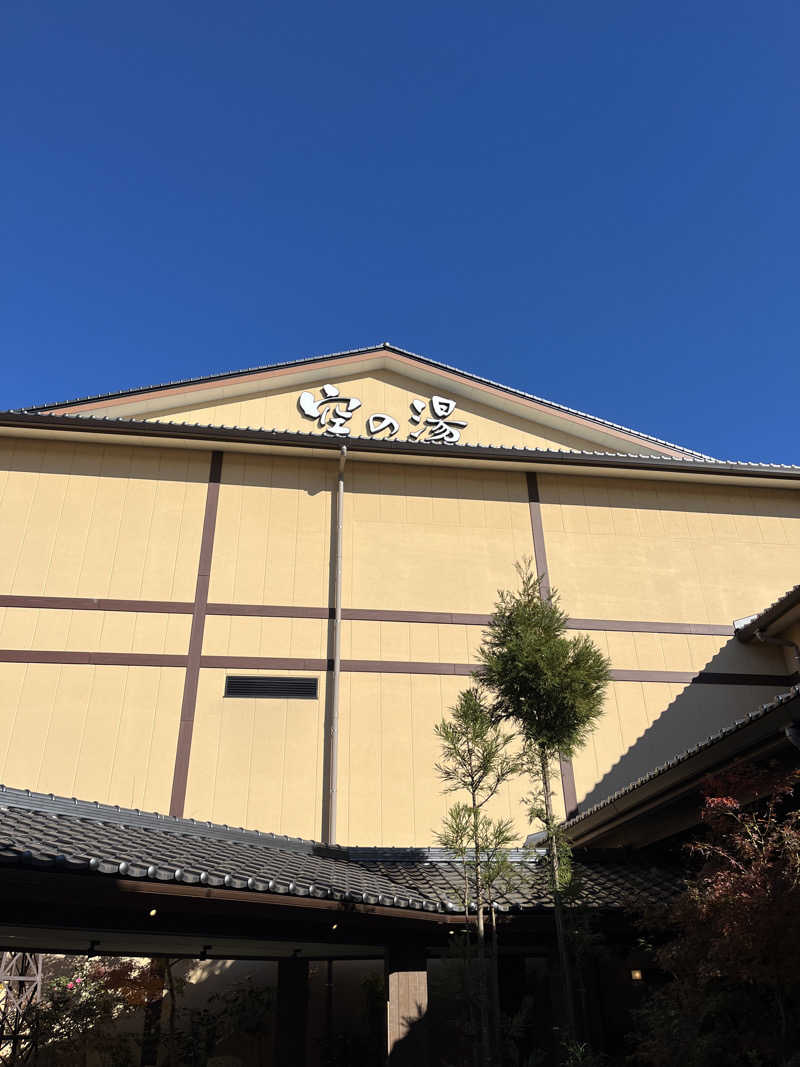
21,342,712,460
0,785,679,913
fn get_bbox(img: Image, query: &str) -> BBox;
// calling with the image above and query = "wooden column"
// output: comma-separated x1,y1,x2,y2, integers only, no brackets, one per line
386,946,429,1065
276,957,309,1067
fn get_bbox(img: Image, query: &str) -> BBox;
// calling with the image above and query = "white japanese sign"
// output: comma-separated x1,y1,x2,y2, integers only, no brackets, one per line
297,385,468,443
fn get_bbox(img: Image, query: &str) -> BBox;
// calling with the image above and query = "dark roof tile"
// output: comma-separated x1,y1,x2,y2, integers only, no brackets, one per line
0,786,678,912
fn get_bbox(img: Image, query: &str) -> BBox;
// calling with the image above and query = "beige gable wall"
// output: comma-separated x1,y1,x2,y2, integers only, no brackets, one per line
145,368,596,452
0,430,798,846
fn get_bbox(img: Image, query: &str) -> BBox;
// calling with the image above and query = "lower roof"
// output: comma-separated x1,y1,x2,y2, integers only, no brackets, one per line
0,786,678,915
564,685,800,847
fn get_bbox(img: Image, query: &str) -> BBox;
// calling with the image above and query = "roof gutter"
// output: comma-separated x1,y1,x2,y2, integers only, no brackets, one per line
1,412,799,486
734,586,800,642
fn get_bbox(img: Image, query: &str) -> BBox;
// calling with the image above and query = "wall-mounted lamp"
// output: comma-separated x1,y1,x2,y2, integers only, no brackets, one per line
631,969,643,982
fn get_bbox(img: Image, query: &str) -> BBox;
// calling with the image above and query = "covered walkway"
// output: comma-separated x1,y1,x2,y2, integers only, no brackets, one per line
0,787,677,1064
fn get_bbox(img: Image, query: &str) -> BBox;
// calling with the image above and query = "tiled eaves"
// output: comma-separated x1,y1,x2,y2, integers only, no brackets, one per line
0,786,679,913
0,788,453,914
2,411,799,478
18,342,712,461
563,685,800,832
734,583,800,642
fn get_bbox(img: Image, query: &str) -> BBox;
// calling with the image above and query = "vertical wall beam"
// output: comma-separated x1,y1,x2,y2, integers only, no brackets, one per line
385,946,429,1065
526,472,579,819
321,446,346,843
169,450,223,818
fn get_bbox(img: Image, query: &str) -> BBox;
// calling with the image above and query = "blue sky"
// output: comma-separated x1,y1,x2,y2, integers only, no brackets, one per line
2,2,798,462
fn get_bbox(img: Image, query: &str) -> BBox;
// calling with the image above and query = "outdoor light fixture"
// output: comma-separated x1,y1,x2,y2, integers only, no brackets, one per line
149,908,157,918
331,923,338,930
630,969,643,982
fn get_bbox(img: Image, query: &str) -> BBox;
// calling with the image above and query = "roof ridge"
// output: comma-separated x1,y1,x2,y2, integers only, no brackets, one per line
20,342,712,460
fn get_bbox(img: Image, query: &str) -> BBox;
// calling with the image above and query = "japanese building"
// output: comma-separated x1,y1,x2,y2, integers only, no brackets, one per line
1,342,798,842
0,343,798,1062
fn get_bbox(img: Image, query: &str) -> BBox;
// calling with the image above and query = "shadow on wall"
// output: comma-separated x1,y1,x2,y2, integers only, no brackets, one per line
388,1005,427,1065
578,637,792,812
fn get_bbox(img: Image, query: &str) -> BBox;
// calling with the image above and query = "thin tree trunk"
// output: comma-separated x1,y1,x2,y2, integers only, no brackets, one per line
457,854,478,1067
140,958,167,1067
472,804,492,1067
164,958,178,1067
540,746,577,1042
489,902,501,1065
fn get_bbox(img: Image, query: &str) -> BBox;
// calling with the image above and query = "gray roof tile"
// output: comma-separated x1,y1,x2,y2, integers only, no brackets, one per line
0,786,678,912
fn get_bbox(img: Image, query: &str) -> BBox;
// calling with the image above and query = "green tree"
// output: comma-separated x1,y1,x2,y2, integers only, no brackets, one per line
478,562,610,1041
434,686,523,1067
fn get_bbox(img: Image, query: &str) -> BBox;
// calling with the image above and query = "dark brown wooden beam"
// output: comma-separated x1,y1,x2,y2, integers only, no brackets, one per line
276,958,309,1067
169,450,223,818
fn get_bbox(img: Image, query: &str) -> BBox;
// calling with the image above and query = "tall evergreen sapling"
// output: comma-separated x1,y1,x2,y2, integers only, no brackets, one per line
434,687,522,1067
478,562,610,1039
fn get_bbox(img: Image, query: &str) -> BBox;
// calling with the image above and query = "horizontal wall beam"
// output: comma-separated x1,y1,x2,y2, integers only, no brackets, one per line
0,592,733,636
0,648,791,686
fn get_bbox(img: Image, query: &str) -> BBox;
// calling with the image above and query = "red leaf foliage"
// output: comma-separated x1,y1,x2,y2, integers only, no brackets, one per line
632,761,800,1067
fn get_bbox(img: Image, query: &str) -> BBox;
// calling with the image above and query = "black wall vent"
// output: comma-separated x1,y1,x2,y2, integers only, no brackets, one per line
224,676,319,699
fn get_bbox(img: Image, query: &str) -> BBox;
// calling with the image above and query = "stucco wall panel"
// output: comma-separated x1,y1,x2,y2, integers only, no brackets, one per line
0,438,208,600
209,454,332,607
541,474,800,624
183,668,325,839
568,629,782,675
337,671,557,848
0,608,191,654
202,614,327,659
344,464,531,614
339,621,479,664
0,663,182,811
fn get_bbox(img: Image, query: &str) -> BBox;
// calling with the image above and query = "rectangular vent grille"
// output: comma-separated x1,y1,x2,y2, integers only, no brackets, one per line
224,676,318,700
